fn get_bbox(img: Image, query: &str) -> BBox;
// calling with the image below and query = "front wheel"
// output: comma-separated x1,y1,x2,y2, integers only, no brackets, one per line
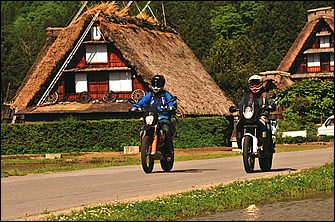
259,154,273,172
141,136,154,173
242,135,255,173
160,154,174,172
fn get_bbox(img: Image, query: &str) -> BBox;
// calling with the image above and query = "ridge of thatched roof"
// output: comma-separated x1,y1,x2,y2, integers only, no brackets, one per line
277,7,334,73
259,71,294,90
11,4,235,116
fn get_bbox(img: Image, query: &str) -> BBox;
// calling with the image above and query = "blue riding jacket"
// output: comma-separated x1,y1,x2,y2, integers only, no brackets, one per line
133,90,177,120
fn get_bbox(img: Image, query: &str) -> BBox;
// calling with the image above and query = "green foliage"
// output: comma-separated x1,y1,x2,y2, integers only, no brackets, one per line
1,116,230,155
1,1,81,104
245,1,306,72
276,78,334,121
157,1,220,62
210,1,262,40
274,113,334,144
202,35,260,103
173,116,230,149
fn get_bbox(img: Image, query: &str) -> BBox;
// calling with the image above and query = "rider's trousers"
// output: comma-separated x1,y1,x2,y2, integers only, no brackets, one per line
159,119,174,154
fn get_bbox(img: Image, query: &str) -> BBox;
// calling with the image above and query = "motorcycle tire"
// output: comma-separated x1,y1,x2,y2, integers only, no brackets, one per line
243,135,255,173
160,154,174,172
259,154,273,172
141,136,154,173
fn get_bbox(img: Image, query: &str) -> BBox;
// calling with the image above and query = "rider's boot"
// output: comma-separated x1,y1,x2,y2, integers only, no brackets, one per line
166,142,174,161
268,142,275,153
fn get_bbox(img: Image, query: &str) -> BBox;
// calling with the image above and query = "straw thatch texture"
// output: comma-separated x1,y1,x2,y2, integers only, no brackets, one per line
11,6,235,116
12,13,90,110
100,18,234,116
259,71,294,90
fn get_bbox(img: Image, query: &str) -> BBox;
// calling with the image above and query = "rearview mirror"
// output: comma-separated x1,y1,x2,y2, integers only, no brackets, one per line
229,106,239,113
270,92,276,99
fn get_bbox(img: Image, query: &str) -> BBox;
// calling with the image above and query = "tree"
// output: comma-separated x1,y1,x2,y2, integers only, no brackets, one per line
210,1,262,41
202,35,260,104
245,1,306,71
1,1,82,104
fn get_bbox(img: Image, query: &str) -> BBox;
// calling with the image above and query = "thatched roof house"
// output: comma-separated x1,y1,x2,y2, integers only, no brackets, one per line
257,7,334,94
277,7,334,80
7,3,235,122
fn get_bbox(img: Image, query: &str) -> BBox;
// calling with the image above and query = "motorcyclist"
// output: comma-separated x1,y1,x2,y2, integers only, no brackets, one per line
130,75,177,159
235,75,276,153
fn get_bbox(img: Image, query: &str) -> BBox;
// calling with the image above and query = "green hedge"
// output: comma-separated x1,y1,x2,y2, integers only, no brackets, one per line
274,134,334,144
1,116,230,155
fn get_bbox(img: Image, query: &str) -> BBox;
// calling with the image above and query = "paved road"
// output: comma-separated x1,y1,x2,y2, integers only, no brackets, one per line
1,148,334,221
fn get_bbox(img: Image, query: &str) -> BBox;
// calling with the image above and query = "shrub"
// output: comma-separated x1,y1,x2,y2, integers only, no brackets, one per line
1,116,230,155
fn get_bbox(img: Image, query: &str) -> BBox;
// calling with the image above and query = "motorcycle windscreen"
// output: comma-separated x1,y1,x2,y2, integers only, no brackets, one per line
240,93,260,118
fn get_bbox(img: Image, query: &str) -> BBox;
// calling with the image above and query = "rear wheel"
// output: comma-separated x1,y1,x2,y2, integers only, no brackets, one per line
242,135,255,173
259,154,273,172
160,153,174,172
141,136,154,173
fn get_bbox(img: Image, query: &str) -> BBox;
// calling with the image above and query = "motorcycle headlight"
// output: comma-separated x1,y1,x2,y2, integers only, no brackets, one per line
243,107,253,119
145,115,154,125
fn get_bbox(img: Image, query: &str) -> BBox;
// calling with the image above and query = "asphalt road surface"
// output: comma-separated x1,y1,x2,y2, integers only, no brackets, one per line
1,147,334,221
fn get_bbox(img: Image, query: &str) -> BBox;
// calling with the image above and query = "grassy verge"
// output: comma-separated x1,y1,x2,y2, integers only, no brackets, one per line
1,146,332,178
43,160,334,221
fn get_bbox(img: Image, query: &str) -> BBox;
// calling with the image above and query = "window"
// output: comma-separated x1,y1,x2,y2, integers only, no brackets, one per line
320,36,330,48
307,53,321,72
75,73,87,93
91,26,101,40
330,53,334,66
307,54,320,67
86,44,107,63
109,72,132,92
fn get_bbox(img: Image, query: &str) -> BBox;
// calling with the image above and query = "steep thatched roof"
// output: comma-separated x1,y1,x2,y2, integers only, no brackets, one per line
11,15,89,110
11,3,235,117
277,7,334,73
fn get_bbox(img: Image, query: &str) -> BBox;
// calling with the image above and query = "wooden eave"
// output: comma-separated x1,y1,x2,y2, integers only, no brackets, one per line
82,40,109,44
303,48,334,54
64,67,132,73
16,102,133,115
315,31,332,36
290,72,334,79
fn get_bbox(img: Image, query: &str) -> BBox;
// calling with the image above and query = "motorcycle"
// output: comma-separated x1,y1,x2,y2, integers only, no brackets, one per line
129,96,178,173
229,92,276,173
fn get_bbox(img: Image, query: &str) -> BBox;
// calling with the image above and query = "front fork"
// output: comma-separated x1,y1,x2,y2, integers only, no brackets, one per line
242,133,259,155
151,125,158,155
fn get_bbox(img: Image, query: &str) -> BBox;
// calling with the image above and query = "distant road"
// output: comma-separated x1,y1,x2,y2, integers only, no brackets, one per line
1,147,333,221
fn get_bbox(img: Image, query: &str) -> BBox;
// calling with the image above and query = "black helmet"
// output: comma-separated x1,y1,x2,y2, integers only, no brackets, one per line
151,75,165,93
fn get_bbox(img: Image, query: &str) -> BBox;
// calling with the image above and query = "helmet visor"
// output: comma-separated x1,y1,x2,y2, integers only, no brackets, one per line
249,80,261,88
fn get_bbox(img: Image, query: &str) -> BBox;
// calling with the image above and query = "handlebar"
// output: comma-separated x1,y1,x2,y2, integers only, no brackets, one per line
128,96,177,113
229,105,276,113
